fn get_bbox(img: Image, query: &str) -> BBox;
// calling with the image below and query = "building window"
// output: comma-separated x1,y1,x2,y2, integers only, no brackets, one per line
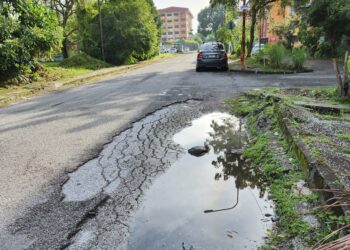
167,13,172,16
175,31,179,34
174,19,179,22
168,26,173,29
175,25,179,28
161,14,165,17
174,13,179,16
168,32,173,35
168,20,172,22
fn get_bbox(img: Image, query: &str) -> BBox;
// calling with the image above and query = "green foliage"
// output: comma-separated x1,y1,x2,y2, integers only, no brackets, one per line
0,0,63,81
273,20,298,50
197,4,225,40
216,25,232,44
76,0,160,65
295,0,350,57
337,133,350,143
59,53,112,70
266,44,286,68
225,95,262,117
191,34,203,45
291,48,307,70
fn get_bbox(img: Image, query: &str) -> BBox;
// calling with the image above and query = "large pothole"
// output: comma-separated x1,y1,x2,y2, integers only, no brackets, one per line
126,113,273,250
16,101,272,249
64,101,205,249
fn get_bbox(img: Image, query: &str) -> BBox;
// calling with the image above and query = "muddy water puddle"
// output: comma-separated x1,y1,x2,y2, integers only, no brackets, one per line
127,113,273,250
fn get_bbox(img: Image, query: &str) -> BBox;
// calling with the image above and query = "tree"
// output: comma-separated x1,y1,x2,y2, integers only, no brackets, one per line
192,34,203,44
76,0,160,65
307,0,350,56
246,0,281,57
273,19,299,50
0,0,62,81
197,5,226,40
44,0,76,58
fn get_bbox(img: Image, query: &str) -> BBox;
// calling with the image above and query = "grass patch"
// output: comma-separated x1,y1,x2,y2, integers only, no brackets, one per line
337,133,350,142
59,53,112,70
225,95,265,116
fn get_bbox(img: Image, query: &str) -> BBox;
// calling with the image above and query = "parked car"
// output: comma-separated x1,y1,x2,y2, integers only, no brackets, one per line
196,42,228,71
251,43,266,55
160,48,168,53
169,47,178,53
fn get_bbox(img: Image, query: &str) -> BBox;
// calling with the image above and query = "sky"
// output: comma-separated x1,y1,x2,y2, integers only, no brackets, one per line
153,0,211,32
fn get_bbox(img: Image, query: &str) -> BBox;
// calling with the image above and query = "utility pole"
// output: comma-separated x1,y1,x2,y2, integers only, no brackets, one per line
97,0,105,62
240,0,247,70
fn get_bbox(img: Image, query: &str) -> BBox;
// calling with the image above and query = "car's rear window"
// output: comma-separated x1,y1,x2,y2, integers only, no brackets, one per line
200,43,224,51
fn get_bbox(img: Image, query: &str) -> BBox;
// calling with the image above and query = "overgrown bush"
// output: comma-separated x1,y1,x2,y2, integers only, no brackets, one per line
76,0,161,65
59,53,111,70
0,0,62,81
291,48,307,70
266,44,286,68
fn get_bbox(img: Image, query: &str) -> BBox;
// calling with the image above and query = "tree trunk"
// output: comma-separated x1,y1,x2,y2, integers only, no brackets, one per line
343,51,349,97
240,0,247,70
248,6,257,58
62,37,69,59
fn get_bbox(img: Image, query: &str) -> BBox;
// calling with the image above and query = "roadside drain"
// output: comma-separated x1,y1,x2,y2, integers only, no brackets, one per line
127,113,273,250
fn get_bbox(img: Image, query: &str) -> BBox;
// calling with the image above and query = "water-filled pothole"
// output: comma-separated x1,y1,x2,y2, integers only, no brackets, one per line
127,113,273,250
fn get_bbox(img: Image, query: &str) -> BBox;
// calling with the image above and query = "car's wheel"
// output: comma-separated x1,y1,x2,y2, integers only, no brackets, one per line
222,66,228,71
196,67,201,72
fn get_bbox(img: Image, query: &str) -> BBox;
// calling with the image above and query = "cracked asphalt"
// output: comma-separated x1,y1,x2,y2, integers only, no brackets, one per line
0,53,337,249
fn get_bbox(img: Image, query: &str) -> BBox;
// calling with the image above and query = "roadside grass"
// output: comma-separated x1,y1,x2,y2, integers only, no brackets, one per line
0,53,179,107
337,133,350,142
59,53,112,70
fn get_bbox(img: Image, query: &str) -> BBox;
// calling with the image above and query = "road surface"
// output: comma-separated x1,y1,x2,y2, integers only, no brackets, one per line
0,54,336,249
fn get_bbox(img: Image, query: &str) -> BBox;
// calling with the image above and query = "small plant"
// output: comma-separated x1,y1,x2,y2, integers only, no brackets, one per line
292,48,307,70
266,44,286,68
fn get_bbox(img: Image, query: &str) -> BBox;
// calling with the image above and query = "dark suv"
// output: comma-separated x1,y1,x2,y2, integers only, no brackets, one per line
196,42,228,72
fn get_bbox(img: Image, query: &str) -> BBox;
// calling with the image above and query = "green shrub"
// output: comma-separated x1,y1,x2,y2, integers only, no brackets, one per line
76,0,161,65
291,48,307,70
59,53,111,70
0,0,62,81
266,44,286,68
254,47,269,65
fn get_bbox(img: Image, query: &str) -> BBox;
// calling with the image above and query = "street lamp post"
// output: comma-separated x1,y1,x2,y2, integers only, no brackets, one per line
240,0,250,70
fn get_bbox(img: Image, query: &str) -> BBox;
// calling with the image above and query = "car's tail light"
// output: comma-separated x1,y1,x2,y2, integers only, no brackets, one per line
197,51,204,58
221,52,228,59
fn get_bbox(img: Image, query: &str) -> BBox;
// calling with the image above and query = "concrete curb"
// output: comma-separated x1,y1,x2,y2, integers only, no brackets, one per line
229,68,314,75
274,102,347,215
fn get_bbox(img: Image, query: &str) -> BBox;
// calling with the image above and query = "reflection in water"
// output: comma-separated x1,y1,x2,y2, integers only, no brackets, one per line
127,113,273,250
204,118,267,214
208,119,267,197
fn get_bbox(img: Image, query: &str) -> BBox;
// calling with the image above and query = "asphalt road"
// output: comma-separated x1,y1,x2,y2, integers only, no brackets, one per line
0,53,337,249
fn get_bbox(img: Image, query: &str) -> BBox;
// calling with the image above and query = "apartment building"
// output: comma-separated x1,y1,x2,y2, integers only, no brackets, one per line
259,1,296,44
158,7,193,42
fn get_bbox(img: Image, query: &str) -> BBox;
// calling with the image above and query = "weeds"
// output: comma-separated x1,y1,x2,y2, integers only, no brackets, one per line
229,92,350,249
292,48,307,70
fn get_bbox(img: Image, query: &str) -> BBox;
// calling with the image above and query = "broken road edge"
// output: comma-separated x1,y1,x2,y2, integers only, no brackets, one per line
227,89,350,249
